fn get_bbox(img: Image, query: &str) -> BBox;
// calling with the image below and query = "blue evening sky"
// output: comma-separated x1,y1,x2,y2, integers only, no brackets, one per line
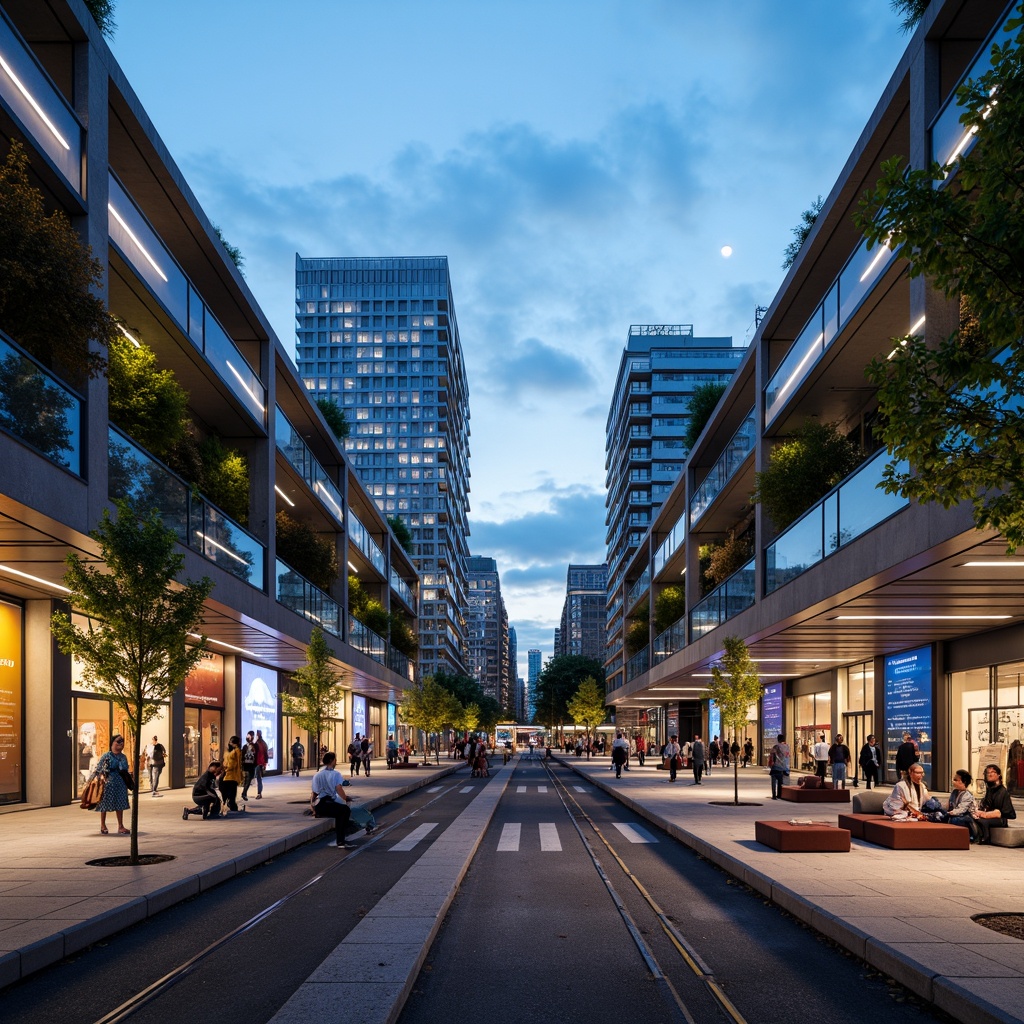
111,1,911,675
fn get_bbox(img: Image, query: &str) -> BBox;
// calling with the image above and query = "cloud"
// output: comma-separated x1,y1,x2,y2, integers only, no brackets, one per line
480,337,596,399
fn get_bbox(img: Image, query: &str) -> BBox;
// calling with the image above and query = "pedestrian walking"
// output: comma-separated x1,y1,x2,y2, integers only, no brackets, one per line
859,735,882,789
361,734,373,777
387,734,398,768
769,734,790,799
691,734,706,785
146,735,166,796
240,731,257,801
349,734,362,776
742,738,754,768
611,732,629,778
254,729,269,797
89,734,132,835
290,736,305,777
221,736,242,812
311,751,354,849
663,734,681,782
894,732,919,775
828,734,852,789
812,733,829,781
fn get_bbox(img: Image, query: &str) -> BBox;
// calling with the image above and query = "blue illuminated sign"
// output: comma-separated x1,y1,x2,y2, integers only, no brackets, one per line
353,694,367,739
884,646,932,786
762,682,783,758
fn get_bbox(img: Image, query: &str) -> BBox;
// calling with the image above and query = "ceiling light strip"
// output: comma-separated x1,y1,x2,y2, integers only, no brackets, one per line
0,53,70,150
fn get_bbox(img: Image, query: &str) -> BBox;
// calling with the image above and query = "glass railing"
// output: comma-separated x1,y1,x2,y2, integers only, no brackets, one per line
108,426,265,588
390,567,415,610
689,559,755,639
0,329,81,473
387,646,415,682
275,558,342,638
689,408,756,526
653,614,687,666
349,616,387,663
626,571,649,608
653,510,686,577
765,231,899,424
765,449,910,593
274,407,345,526
0,10,82,192
931,15,1015,169
107,174,266,425
626,648,649,683
348,508,386,575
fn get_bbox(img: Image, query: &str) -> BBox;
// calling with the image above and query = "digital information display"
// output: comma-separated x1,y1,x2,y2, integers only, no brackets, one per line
240,661,278,771
708,701,721,744
761,682,783,760
353,694,367,740
884,646,932,786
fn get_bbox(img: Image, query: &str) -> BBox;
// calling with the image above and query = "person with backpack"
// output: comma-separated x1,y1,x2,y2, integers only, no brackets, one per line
240,731,257,802
769,734,791,799
361,735,373,777
348,734,362,776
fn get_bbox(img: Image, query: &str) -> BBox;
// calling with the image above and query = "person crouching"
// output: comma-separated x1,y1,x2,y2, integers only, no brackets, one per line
183,761,223,820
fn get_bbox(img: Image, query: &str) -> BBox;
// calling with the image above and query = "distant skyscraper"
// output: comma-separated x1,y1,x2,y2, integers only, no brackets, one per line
466,556,508,705
556,563,608,662
294,255,472,679
508,625,519,717
527,648,542,721
605,326,741,693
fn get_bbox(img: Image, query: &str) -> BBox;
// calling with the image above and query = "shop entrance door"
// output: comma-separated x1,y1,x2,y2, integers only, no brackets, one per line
842,711,872,786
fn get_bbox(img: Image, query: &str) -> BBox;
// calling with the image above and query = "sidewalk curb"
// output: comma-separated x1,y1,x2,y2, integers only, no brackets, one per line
557,758,1012,1024
0,763,465,991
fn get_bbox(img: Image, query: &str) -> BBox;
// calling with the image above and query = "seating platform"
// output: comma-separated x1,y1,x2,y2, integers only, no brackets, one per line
779,786,851,803
861,818,970,850
837,812,879,839
755,820,851,852
990,826,1024,848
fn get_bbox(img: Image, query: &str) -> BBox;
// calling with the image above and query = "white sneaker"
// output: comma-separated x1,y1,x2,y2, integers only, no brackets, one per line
327,840,355,849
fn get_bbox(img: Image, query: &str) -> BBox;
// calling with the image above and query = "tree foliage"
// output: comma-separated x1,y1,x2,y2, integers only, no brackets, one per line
653,585,686,634
281,627,346,760
83,0,116,38
0,143,114,383
704,530,755,590
317,396,350,440
567,676,608,758
51,497,213,861
213,225,245,275
782,195,824,270
857,9,1024,549
891,0,929,33
0,352,75,465
277,511,338,591
534,655,605,738
753,420,863,531
398,676,462,763
388,514,414,553
704,636,763,804
683,382,728,451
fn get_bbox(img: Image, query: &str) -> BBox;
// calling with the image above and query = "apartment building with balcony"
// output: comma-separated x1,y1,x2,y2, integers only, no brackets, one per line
604,326,742,695
0,0,418,807
294,256,472,681
466,555,510,707
605,0,1024,790
555,563,608,662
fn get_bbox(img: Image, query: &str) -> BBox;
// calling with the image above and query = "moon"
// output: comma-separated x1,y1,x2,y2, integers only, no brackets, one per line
720,245,733,258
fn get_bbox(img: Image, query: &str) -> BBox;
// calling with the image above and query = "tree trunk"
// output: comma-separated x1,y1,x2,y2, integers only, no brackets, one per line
130,718,142,864
733,756,740,805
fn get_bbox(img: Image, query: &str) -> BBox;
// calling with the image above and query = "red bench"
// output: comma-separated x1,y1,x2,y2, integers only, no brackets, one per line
779,786,851,803
861,818,970,850
755,820,851,852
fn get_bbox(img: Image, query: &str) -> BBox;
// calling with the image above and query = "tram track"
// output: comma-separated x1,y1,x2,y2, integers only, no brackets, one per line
540,757,748,1024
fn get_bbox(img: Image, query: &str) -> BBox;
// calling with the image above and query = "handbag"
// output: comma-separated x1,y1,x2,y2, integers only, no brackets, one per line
80,774,106,809
120,768,135,791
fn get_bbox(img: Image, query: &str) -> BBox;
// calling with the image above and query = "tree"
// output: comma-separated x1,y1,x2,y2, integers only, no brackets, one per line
753,419,863,531
281,627,346,767
51,497,213,862
0,142,115,383
399,676,462,763
654,585,686,634
197,435,249,525
782,195,824,269
856,9,1024,549
704,530,755,589
277,511,338,591
567,676,608,759
890,0,929,33
534,655,605,744
704,636,763,805
388,514,413,553
317,397,350,440
683,382,728,451
213,225,244,275
625,601,649,656
83,0,116,38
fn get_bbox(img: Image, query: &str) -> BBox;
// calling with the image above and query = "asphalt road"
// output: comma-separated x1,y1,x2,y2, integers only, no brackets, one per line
2,758,953,1024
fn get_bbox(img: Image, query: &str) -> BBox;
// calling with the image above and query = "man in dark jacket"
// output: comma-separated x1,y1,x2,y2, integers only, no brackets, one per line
894,733,919,776
183,761,223,820
859,735,882,789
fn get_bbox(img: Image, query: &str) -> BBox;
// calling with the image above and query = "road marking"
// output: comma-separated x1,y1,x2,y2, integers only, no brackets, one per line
497,822,521,851
538,785,548,793
389,823,438,852
516,785,527,793
460,786,474,794
612,822,659,844
539,822,561,851
427,786,443,793
573,785,587,792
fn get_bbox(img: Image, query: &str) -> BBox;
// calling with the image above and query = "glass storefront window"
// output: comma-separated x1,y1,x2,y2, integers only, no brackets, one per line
0,599,24,805
185,706,222,781
997,661,1024,795
789,692,831,772
950,666,992,794
74,696,110,797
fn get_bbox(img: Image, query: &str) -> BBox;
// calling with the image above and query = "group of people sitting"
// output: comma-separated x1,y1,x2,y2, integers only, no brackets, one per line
883,762,1016,843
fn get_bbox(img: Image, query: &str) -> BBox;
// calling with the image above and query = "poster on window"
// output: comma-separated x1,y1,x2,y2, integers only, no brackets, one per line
0,601,23,803
884,646,932,785
387,703,396,736
708,701,721,745
241,661,278,771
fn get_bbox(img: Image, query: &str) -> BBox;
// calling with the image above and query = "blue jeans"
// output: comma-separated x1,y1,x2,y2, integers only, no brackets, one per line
255,764,265,795
149,764,164,794
831,763,847,787
770,768,786,798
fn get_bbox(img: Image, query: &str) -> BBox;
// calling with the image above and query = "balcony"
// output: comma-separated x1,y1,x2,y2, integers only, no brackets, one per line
0,328,81,474
764,230,901,426
626,648,650,683
765,448,909,593
276,559,342,637
0,10,82,193
626,571,650,608
275,407,344,526
107,174,266,426
653,614,686,666
689,408,757,527
390,567,415,610
108,426,265,589
689,558,755,639
347,509,386,575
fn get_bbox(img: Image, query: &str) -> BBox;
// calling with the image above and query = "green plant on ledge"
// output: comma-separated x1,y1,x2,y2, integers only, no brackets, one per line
277,511,338,591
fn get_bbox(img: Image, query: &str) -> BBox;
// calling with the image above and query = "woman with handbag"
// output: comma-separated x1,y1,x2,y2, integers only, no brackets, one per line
89,734,132,835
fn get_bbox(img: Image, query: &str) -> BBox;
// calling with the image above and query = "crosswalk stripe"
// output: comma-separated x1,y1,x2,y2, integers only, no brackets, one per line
389,823,437,852
497,822,521,851
573,785,586,792
427,786,442,793
612,822,658,844
538,785,548,793
516,785,527,793
539,822,561,851
460,786,474,793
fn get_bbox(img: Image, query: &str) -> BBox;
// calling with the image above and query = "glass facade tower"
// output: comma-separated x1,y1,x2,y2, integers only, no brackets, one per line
295,255,472,678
